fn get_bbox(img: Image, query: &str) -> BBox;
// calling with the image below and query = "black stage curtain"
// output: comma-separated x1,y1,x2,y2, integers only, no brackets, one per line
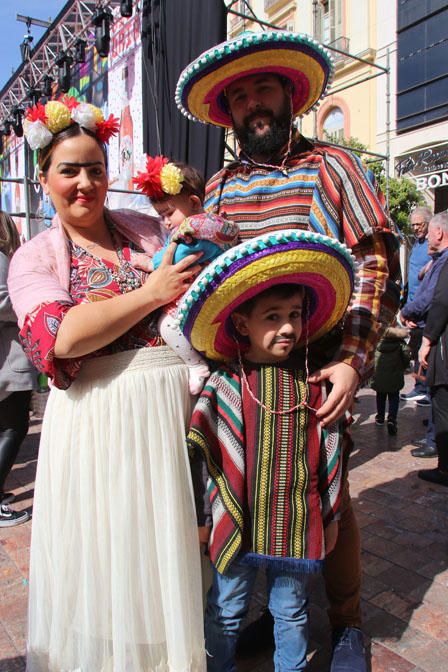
141,0,226,180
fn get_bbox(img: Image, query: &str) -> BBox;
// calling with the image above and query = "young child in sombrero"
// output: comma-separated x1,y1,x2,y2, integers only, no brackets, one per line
132,155,239,393
179,229,356,671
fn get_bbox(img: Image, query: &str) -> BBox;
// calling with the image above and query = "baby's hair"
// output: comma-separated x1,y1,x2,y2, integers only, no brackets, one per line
153,161,205,204
234,283,305,317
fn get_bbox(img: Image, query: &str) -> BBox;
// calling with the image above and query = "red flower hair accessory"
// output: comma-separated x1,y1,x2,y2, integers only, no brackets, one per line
59,94,80,112
96,114,120,143
133,155,184,200
25,103,47,123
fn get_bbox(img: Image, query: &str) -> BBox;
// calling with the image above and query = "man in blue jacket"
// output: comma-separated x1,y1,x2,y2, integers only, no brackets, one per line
400,212,448,457
400,207,432,404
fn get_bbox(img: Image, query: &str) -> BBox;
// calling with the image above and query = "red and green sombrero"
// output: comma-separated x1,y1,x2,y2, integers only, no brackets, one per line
177,230,355,362
175,30,334,128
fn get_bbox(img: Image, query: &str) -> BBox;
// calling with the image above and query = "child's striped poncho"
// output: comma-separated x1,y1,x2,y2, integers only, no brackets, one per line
187,357,343,575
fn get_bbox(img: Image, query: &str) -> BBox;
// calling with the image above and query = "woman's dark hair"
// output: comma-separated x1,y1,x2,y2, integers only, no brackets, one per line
0,211,21,257
152,160,205,205
234,283,305,317
38,123,108,174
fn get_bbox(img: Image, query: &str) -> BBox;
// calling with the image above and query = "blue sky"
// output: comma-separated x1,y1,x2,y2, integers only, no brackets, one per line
0,0,68,90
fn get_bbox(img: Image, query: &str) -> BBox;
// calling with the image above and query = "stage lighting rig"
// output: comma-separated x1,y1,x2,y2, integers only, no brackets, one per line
120,1,133,18
75,38,87,64
56,52,73,93
12,107,24,138
43,76,53,98
27,86,41,106
93,6,113,58
2,120,13,137
20,33,34,63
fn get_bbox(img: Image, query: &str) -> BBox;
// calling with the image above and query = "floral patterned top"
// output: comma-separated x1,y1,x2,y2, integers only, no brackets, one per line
19,234,163,390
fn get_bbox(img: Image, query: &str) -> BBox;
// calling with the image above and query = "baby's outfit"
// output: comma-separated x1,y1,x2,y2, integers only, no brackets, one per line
132,213,239,394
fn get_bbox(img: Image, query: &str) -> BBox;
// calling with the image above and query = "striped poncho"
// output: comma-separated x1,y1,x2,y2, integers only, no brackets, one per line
187,357,343,575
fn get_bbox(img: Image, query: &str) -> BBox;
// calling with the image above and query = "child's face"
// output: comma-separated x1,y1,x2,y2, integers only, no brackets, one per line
152,193,202,231
233,291,304,363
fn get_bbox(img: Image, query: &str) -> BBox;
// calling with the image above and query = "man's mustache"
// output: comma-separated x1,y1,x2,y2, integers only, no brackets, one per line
243,109,275,130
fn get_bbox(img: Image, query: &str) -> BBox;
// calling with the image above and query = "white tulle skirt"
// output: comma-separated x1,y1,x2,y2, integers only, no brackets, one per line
26,347,206,672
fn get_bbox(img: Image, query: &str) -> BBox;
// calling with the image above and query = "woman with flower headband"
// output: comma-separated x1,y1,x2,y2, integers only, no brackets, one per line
8,97,206,671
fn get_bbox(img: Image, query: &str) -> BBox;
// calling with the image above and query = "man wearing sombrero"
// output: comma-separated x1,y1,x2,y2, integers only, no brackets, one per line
176,30,400,672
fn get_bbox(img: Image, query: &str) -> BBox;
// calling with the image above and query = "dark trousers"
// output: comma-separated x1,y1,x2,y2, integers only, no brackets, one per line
431,385,448,472
376,391,399,421
409,328,428,395
0,390,31,492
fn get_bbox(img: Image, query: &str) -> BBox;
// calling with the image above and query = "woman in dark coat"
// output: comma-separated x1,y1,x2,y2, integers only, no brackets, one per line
419,253,448,486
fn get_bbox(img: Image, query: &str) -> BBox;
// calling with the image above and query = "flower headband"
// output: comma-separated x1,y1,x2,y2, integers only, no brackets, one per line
132,155,184,200
23,95,120,150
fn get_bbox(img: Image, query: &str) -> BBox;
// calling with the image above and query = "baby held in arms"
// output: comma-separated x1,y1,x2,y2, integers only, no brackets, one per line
132,155,239,393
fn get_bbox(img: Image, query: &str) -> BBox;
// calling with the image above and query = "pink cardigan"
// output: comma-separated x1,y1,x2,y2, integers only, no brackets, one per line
8,209,165,328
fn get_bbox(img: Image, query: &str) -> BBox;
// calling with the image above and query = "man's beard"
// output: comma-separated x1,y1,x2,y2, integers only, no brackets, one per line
233,101,292,160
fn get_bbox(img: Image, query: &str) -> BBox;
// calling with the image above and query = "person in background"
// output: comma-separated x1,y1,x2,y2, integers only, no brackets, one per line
371,325,411,436
9,98,206,671
400,206,432,405
400,212,448,459
418,226,448,488
176,30,400,672
0,211,36,527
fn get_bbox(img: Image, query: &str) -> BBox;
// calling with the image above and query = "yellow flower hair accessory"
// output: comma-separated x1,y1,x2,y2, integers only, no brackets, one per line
45,101,72,134
160,163,184,195
133,155,186,200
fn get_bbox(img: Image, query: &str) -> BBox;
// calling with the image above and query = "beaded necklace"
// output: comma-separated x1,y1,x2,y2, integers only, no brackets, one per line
70,224,143,294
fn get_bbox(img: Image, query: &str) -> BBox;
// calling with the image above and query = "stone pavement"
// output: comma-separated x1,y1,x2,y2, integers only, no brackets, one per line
0,378,447,671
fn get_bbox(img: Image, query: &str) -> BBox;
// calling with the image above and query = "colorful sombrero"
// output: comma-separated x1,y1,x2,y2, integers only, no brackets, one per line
175,31,334,128
177,230,355,362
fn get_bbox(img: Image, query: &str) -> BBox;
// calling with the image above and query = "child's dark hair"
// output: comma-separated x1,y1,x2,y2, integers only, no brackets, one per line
154,161,205,204
234,283,305,317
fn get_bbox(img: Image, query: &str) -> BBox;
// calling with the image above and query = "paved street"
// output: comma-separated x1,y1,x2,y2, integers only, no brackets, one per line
0,377,447,672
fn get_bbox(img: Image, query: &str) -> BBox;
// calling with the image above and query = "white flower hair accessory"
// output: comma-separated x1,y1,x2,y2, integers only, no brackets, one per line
23,96,119,151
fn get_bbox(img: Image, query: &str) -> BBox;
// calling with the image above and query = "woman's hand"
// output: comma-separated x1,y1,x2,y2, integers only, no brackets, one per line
143,242,202,306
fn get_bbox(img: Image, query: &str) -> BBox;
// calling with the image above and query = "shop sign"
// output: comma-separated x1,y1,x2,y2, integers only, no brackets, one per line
395,143,448,179
415,171,448,191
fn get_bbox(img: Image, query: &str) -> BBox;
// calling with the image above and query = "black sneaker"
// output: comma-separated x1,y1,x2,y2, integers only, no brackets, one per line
374,415,384,426
0,503,29,528
387,419,397,436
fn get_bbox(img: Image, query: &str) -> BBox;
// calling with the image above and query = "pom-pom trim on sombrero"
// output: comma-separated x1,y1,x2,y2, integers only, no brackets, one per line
175,30,334,128
177,229,356,362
